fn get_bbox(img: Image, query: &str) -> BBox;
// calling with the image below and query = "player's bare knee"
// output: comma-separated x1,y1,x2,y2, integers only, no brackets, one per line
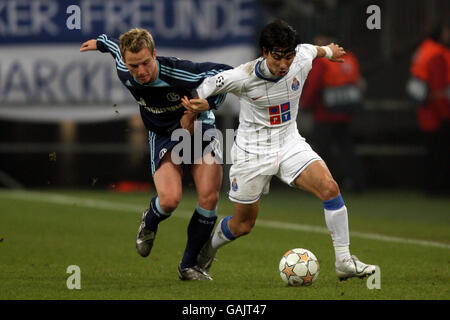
320,178,340,201
198,192,219,210
158,195,181,212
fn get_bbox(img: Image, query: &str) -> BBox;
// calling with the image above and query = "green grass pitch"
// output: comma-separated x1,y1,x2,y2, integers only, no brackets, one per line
0,188,449,300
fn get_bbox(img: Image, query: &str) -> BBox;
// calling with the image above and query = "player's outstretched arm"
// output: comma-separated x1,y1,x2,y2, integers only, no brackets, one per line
80,39,98,52
316,43,346,62
181,96,210,113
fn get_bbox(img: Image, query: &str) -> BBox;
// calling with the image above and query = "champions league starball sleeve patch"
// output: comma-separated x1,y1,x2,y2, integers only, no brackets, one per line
216,75,225,88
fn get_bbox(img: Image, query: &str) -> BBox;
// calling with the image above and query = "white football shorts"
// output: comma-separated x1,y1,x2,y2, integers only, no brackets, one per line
228,131,322,204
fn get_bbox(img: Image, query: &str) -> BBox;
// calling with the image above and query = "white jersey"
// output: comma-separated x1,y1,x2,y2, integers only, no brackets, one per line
197,44,318,153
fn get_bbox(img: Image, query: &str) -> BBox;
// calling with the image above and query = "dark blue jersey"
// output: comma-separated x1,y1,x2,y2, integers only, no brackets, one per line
96,34,232,135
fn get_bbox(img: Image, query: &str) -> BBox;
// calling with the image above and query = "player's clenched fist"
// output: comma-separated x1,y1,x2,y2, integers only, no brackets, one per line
327,43,346,62
80,39,98,52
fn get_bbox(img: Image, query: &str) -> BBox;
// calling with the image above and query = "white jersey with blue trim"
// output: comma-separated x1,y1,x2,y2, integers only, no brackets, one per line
197,44,318,153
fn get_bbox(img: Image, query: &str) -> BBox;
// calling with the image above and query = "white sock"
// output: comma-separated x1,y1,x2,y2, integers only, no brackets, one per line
211,216,236,250
334,245,351,262
324,205,351,261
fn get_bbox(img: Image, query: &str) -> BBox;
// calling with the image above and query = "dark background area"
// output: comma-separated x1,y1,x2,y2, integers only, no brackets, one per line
0,0,448,192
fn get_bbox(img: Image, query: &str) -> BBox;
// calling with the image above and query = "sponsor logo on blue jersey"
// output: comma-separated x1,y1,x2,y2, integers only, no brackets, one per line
166,92,180,102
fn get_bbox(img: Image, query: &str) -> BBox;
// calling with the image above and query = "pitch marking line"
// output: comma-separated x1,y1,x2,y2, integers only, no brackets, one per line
1,190,449,250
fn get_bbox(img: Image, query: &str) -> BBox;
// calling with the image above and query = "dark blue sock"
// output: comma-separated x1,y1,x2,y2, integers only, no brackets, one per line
180,207,217,269
144,196,171,232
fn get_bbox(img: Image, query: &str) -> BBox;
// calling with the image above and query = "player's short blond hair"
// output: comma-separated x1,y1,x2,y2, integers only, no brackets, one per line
119,28,155,59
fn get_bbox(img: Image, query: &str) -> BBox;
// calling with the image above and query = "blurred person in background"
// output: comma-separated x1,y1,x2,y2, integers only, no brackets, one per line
80,28,232,280
301,34,365,193
406,24,450,195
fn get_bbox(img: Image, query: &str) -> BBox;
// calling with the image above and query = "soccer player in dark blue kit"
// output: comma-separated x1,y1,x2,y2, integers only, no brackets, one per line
80,28,232,280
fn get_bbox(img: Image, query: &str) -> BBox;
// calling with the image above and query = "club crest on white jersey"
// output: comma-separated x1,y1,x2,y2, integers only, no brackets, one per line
291,77,300,91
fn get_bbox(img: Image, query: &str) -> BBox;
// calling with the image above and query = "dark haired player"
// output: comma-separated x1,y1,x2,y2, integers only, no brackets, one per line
182,20,376,282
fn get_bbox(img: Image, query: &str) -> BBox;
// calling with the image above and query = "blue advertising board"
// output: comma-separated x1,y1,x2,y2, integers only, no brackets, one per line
0,0,260,122
0,0,259,48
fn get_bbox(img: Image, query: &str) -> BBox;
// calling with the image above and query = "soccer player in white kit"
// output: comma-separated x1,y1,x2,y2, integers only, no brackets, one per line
181,20,376,281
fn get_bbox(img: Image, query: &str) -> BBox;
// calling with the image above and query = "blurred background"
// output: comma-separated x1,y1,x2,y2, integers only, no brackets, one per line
0,0,449,195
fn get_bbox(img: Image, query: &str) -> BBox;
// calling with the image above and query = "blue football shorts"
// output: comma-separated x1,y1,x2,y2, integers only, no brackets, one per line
148,122,222,175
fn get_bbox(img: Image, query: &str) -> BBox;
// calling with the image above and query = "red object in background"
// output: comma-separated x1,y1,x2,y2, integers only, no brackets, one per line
108,181,153,193
301,51,361,123
410,38,450,132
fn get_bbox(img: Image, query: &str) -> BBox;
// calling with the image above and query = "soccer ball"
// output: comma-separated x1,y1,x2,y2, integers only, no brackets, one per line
279,248,320,286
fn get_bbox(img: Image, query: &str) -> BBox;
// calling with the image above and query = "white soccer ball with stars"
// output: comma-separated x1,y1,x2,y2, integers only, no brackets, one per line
279,248,320,286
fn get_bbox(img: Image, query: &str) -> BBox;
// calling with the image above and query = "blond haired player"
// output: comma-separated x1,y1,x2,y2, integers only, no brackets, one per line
81,28,232,280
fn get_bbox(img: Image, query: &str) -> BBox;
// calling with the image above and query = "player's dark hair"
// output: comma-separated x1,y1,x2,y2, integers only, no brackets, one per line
258,19,300,55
